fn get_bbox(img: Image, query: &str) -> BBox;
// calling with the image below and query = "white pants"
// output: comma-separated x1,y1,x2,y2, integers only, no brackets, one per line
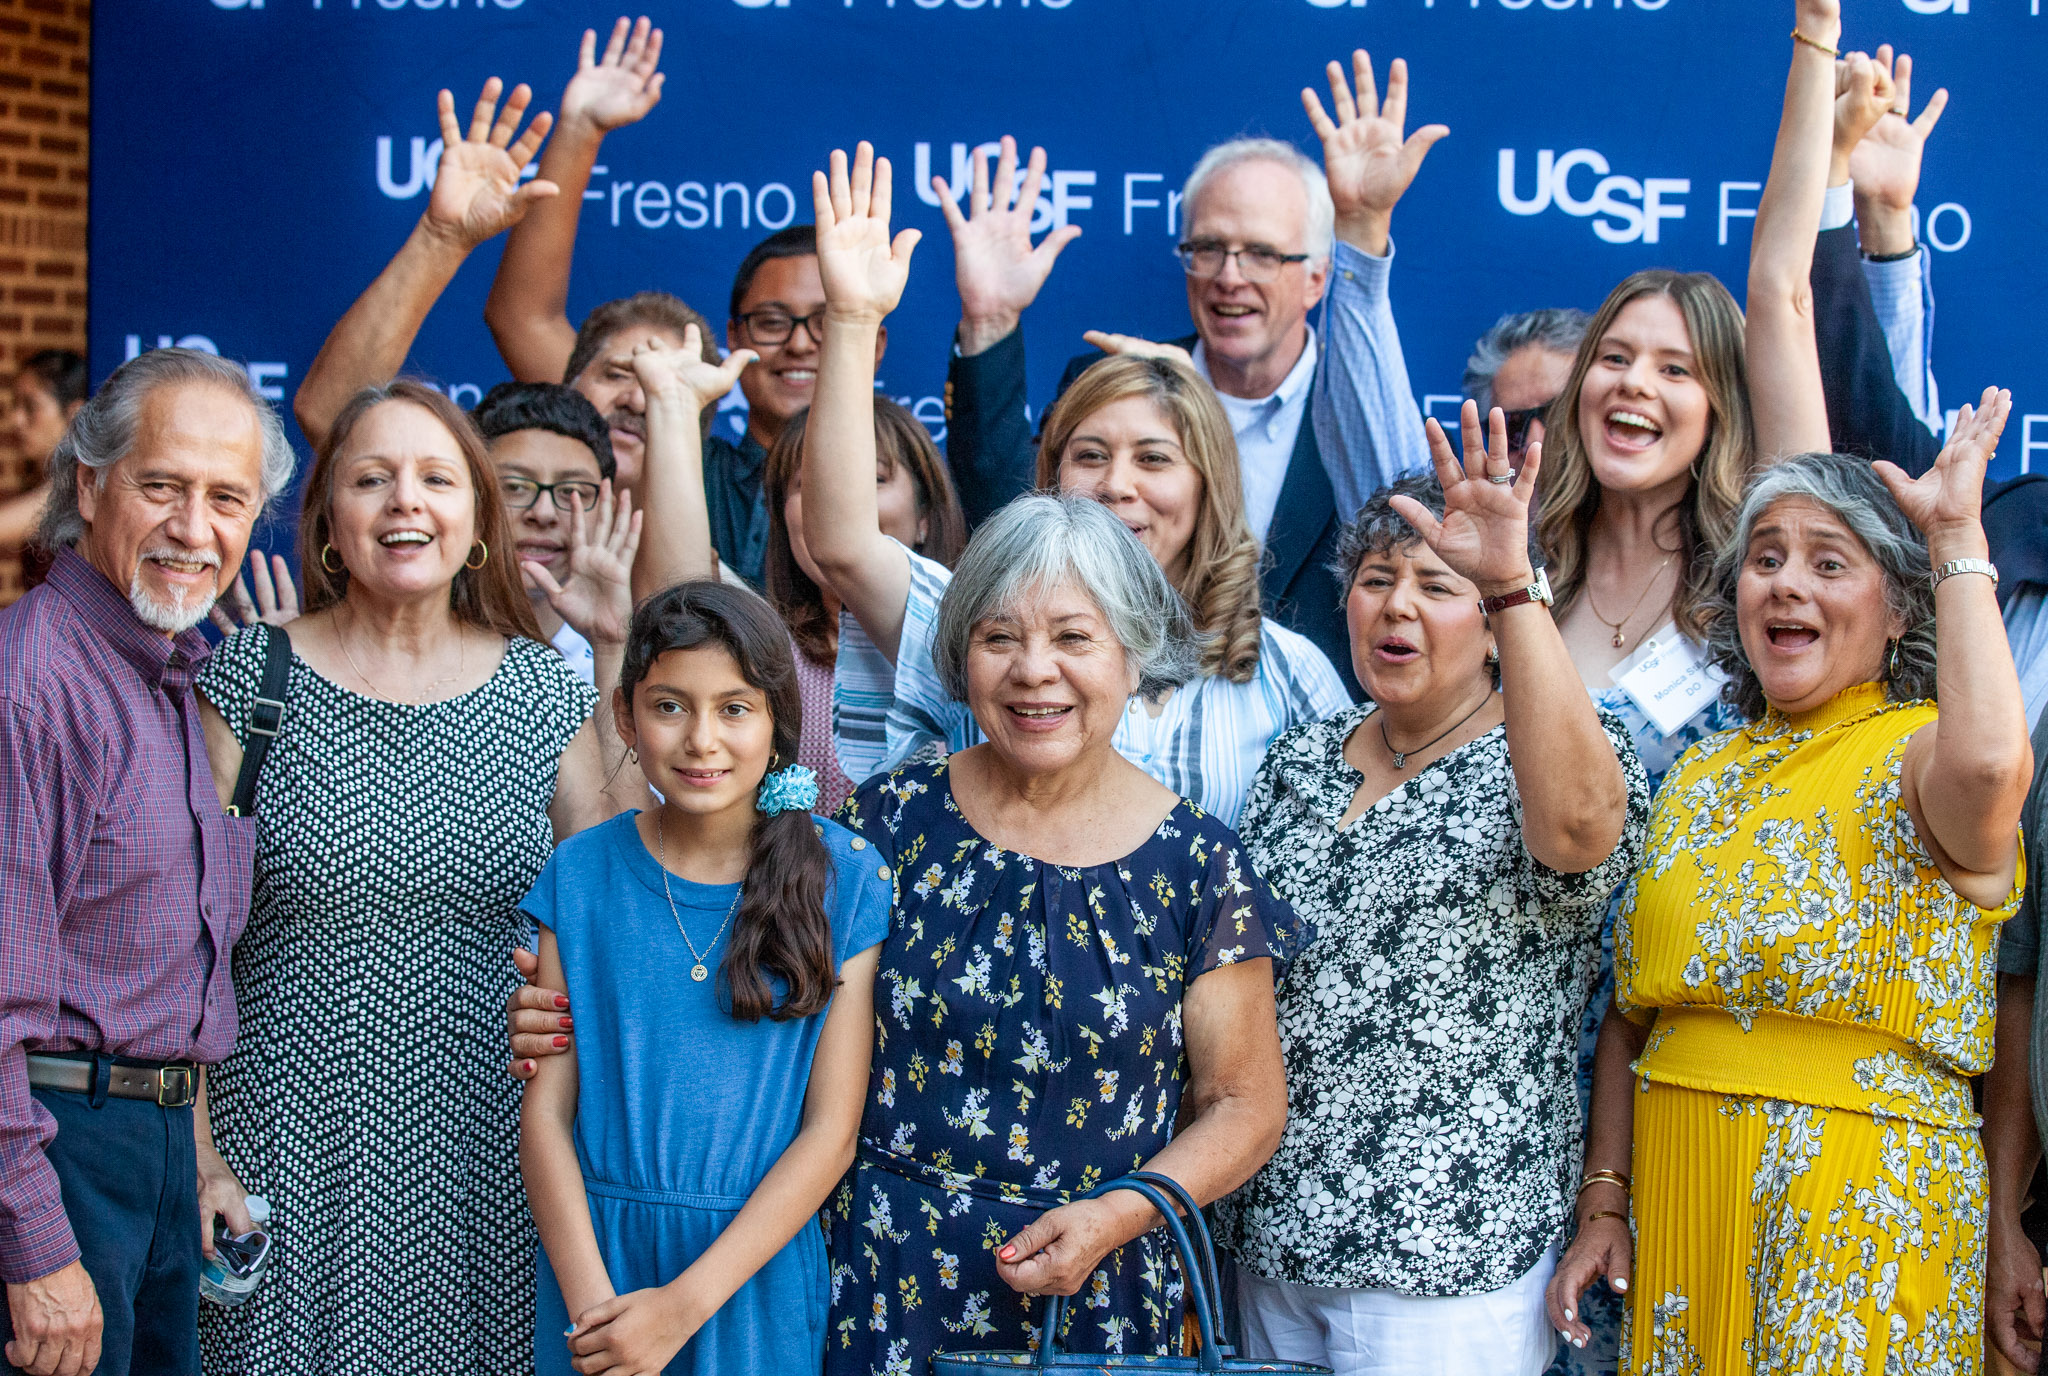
1235,1248,1556,1376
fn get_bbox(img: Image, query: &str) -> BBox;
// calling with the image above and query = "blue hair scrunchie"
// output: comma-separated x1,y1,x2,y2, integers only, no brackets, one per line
757,763,820,817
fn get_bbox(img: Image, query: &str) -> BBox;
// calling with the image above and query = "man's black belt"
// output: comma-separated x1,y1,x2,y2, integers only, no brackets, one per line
26,1053,196,1107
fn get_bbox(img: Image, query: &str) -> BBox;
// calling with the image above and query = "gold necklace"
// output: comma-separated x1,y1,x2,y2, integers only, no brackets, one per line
336,605,465,704
1583,555,1675,650
655,810,743,983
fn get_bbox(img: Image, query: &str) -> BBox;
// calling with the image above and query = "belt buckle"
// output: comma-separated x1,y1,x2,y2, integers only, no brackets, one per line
156,1066,194,1108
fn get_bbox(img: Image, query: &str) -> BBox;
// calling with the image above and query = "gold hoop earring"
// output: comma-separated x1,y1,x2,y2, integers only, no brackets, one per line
320,543,344,574
465,540,489,571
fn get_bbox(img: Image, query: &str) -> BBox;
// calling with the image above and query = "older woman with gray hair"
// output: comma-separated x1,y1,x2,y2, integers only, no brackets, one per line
1213,405,1647,1375
1548,391,2032,1374
824,491,1303,1374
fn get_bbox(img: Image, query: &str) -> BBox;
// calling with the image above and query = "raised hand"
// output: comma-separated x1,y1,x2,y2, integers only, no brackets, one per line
521,481,642,648
1850,51,1947,216
632,325,754,414
1079,331,1194,370
1391,400,1540,596
560,16,664,134
940,136,1081,354
424,79,559,251
1302,50,1448,256
1875,386,2010,546
208,549,301,636
1828,49,1895,183
813,142,923,324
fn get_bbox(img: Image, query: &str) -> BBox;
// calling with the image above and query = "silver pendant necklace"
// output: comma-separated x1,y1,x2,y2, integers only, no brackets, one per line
655,811,742,982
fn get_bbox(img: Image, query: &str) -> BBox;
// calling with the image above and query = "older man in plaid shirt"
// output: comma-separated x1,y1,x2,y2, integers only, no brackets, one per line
0,349,291,1376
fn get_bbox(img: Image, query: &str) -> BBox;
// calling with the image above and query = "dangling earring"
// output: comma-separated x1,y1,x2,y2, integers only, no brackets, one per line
627,747,638,764
1688,456,1702,483
1886,637,1900,682
321,543,344,573
465,540,489,571
1484,646,1500,666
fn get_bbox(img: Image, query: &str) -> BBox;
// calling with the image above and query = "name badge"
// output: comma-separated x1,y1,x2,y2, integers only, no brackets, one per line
1610,624,1727,737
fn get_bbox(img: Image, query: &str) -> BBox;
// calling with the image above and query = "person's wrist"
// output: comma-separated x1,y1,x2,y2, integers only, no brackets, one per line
1576,1179,1629,1223
1334,209,1391,258
1927,534,1992,572
1478,568,1539,602
823,305,889,330
956,312,1020,356
1854,199,1917,258
412,213,479,259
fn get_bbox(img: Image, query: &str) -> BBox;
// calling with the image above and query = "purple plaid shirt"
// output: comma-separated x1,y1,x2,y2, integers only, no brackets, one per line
0,548,254,1282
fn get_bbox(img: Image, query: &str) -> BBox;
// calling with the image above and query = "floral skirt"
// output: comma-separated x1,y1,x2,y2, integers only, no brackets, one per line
1624,1080,1986,1376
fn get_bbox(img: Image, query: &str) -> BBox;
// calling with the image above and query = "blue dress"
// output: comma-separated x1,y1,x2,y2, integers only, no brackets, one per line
520,811,893,1376
824,761,1305,1376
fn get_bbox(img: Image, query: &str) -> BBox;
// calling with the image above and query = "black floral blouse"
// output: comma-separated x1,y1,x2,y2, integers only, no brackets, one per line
1212,702,1650,1296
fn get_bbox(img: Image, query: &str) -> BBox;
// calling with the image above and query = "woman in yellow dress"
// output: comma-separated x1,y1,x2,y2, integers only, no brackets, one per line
1544,377,2031,1374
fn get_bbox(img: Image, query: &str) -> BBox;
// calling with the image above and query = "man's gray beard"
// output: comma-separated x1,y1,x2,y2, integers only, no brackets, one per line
128,570,217,634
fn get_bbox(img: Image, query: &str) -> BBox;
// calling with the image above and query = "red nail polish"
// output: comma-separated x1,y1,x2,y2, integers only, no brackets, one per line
553,995,570,1009
999,1247,1015,1261
552,1035,569,1048
559,1016,574,1030
523,1061,535,1073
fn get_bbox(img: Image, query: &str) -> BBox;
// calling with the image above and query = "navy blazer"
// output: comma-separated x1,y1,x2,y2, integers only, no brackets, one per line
1812,223,2048,602
944,327,1357,698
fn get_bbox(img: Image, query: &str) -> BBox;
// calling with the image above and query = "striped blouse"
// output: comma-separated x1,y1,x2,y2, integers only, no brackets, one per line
831,544,1350,828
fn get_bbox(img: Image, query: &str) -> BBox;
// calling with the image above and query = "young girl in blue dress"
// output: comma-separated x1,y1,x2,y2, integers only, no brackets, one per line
519,581,892,1376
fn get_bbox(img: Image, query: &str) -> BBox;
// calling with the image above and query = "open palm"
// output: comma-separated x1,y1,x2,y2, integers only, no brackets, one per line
632,327,753,413
1850,53,1947,214
941,136,1079,324
426,80,558,250
1391,401,1540,593
562,16,664,133
812,142,922,322
525,483,641,648
1876,386,2009,540
1303,51,1448,231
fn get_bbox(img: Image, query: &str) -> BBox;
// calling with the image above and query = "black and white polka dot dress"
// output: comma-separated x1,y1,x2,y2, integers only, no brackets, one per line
196,626,596,1376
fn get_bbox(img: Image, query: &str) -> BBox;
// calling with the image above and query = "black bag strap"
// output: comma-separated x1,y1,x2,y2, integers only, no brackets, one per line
227,625,291,818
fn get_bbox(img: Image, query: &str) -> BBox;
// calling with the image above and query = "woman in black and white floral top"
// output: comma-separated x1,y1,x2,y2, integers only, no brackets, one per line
1213,405,1651,1376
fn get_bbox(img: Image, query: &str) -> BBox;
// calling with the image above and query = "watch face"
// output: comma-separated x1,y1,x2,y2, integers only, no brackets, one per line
1533,567,1555,605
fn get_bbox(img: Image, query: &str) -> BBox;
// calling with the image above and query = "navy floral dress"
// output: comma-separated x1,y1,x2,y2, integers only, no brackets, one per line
825,761,1305,1376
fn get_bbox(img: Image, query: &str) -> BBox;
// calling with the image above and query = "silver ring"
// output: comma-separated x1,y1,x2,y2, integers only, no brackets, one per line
1487,473,1515,485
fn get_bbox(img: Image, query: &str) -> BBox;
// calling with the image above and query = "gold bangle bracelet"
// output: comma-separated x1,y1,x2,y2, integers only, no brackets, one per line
1584,1210,1628,1225
1578,1170,1631,1195
1790,28,1840,57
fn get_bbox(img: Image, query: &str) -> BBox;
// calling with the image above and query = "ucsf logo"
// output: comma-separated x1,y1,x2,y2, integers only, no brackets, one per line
1498,149,1687,245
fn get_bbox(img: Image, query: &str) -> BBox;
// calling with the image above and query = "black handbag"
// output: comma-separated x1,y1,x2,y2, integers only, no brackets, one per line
226,624,290,817
930,1170,1330,1374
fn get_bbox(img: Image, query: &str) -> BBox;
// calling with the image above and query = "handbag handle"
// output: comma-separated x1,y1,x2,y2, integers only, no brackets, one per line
1124,1169,1225,1335
1030,1174,1222,1373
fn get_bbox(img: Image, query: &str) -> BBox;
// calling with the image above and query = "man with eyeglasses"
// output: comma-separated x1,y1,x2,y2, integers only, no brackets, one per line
940,52,1443,692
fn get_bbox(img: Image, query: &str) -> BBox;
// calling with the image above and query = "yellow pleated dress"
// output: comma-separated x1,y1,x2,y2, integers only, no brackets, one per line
1615,682,2021,1376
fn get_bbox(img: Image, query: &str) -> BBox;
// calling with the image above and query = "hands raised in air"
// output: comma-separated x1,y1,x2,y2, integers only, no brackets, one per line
424,79,559,252
209,550,301,637
560,16,664,134
941,136,1082,354
1303,50,1448,257
520,481,643,650
1391,400,1540,597
1828,46,1898,183
1849,49,1947,218
631,324,755,415
1874,385,2010,549
813,142,922,325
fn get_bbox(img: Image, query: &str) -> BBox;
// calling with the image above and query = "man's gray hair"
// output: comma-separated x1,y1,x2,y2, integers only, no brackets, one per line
933,494,1201,702
1462,308,1592,412
38,347,296,549
1181,138,1335,265
1701,452,1937,719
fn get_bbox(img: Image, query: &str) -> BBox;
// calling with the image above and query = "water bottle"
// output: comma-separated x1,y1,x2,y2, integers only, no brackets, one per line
198,1194,271,1307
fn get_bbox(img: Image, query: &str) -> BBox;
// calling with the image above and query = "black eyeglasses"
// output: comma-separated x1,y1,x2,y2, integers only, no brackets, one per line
1175,240,1312,283
1500,405,1551,453
734,308,826,347
500,477,602,512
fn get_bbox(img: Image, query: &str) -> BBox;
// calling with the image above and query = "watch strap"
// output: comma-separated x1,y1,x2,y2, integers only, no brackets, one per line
1933,557,1997,589
1479,568,1553,615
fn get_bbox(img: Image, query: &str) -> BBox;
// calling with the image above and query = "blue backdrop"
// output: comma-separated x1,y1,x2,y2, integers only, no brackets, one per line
91,0,2048,549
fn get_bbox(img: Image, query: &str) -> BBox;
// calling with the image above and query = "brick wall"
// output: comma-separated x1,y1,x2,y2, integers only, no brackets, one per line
0,0,85,605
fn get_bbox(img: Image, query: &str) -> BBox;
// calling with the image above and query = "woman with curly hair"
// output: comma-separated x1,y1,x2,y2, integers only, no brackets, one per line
800,144,1348,826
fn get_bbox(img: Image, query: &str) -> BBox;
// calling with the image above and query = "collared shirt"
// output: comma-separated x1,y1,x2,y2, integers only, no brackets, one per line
0,547,254,1282
1819,181,1941,436
1192,327,1319,543
703,428,771,589
548,618,596,688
